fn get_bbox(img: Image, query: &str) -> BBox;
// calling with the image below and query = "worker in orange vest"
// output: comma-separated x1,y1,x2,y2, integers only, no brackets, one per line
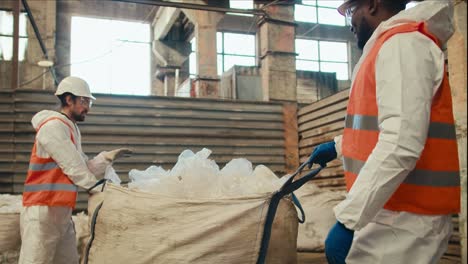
306,1,460,263
19,76,132,264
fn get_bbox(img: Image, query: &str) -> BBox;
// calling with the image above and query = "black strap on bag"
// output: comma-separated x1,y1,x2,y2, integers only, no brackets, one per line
83,179,107,264
256,163,322,264
291,193,305,224
87,178,107,193
83,201,104,264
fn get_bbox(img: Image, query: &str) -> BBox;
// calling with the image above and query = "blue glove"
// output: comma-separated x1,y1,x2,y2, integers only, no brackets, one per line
325,221,354,264
307,141,337,168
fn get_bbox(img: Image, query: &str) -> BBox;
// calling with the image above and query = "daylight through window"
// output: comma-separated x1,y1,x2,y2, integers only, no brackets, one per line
217,32,256,75
71,16,151,95
296,38,349,80
0,11,28,61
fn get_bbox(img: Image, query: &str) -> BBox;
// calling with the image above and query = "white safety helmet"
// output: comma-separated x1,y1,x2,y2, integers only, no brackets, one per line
55,76,96,100
337,0,356,16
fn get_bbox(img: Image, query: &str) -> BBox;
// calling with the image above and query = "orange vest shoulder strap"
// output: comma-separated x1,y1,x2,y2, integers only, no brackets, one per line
379,22,440,48
36,116,76,144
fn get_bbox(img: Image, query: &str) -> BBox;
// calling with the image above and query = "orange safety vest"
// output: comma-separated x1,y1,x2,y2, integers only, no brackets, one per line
342,22,460,215
23,117,79,209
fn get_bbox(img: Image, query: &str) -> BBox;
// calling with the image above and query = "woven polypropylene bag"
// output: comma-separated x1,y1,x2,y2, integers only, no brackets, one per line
84,184,298,264
295,183,345,251
0,213,21,253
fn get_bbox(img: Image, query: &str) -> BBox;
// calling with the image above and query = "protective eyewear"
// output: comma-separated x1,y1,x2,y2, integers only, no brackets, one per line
343,1,360,25
78,97,93,107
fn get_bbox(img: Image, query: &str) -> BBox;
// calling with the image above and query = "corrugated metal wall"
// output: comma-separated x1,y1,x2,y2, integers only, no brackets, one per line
0,90,15,193
1,89,289,210
298,89,462,263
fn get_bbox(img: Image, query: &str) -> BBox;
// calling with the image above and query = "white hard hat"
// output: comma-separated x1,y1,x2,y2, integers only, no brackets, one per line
337,0,355,16
55,76,96,100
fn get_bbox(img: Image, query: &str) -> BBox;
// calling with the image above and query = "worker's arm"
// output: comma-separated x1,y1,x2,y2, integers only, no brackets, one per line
36,120,98,190
86,152,111,177
334,32,445,230
334,135,343,159
87,148,132,177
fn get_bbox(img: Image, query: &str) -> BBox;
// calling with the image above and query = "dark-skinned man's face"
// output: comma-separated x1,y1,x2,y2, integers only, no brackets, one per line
347,1,375,50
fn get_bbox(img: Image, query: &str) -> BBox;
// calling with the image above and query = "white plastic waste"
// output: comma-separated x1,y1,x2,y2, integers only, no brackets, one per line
72,212,90,261
104,165,121,185
295,183,346,251
128,148,288,198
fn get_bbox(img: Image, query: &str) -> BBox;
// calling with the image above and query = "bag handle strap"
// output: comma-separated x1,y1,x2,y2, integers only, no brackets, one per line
256,163,323,264
291,193,305,224
87,179,107,193
83,201,104,264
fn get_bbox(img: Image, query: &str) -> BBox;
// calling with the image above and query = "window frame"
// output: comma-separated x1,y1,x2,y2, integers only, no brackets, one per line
0,10,28,61
295,38,349,80
217,31,256,75
295,1,346,26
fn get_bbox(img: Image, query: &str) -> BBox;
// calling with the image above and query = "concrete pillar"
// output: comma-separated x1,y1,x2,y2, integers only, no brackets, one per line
152,40,190,96
448,1,467,262
163,69,177,96
257,3,297,101
154,66,178,96
152,76,164,96
183,9,223,98
151,6,192,96
25,0,56,89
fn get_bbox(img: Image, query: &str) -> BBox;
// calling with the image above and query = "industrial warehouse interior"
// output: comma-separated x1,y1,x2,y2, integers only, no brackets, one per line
0,0,466,263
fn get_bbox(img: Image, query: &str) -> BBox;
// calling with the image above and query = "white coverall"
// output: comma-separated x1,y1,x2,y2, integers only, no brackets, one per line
19,110,111,264
332,2,456,263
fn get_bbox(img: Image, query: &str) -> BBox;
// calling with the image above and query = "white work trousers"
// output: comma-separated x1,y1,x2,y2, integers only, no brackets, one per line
19,206,79,264
346,209,452,264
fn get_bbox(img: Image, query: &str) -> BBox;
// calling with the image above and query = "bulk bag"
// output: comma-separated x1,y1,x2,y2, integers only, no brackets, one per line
84,166,321,264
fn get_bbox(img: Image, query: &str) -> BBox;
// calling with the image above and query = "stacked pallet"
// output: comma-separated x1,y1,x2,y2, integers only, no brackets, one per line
298,89,348,191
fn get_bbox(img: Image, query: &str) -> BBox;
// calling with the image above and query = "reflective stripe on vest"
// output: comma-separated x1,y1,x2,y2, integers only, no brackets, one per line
24,183,78,192
343,156,460,187
28,161,59,171
341,22,460,215
345,114,457,139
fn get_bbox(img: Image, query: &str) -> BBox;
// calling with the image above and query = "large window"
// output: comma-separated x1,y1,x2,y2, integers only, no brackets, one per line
189,37,197,77
230,0,253,9
217,32,256,75
71,16,151,95
229,0,253,16
296,39,349,80
0,10,28,61
295,1,345,26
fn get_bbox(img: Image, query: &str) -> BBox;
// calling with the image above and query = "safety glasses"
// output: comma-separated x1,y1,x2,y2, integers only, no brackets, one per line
78,97,93,108
342,0,361,26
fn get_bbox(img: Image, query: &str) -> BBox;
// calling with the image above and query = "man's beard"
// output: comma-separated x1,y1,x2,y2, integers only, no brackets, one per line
72,111,86,122
356,17,374,50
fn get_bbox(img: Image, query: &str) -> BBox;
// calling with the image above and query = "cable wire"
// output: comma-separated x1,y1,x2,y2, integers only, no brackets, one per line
19,68,51,87
19,6,157,88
